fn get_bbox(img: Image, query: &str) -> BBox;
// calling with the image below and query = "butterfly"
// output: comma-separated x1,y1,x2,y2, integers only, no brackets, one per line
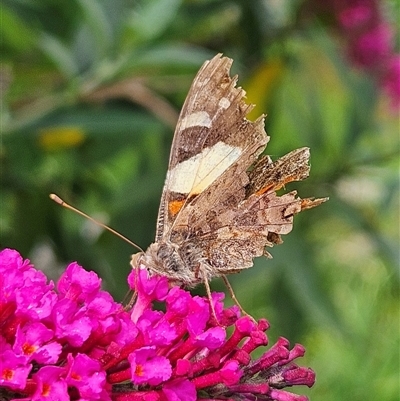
131,54,327,312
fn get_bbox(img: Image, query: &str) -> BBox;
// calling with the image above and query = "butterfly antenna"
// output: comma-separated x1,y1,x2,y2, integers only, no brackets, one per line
49,193,144,253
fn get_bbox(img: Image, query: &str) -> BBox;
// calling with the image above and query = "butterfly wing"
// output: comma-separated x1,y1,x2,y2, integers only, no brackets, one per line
177,147,326,275
152,54,326,281
155,54,268,241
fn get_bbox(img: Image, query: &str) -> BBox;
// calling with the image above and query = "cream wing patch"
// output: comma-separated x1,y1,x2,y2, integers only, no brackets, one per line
218,97,231,109
167,141,242,195
180,111,212,129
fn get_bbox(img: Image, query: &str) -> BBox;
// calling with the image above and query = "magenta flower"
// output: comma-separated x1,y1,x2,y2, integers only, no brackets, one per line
347,23,393,69
338,3,372,29
308,0,399,111
337,0,399,109
30,366,69,401
0,248,315,400
129,346,172,386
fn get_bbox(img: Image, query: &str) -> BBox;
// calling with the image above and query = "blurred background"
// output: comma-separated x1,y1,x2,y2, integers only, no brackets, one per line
1,1,399,400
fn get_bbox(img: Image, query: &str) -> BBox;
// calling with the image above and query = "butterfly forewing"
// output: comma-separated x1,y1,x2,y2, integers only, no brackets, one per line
155,55,268,241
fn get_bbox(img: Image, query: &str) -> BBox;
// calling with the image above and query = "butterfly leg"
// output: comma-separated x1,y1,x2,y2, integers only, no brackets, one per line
221,274,253,320
124,268,140,310
199,267,221,325
125,290,137,310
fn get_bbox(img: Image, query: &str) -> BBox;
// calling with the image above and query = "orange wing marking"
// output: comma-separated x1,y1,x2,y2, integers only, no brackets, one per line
255,175,299,196
168,199,186,217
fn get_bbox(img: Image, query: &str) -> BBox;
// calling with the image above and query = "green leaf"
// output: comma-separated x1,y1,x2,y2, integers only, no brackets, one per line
77,0,113,55
0,6,36,51
7,104,165,141
122,44,212,73
39,33,79,78
128,0,183,41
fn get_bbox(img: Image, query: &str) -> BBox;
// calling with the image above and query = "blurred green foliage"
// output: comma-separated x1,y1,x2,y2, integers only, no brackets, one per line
1,1,398,400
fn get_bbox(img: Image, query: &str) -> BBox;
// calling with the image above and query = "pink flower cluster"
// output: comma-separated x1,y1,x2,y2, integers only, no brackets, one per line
336,0,400,109
0,248,315,400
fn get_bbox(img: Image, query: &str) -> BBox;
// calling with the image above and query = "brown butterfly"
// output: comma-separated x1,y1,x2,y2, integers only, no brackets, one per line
130,54,327,312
